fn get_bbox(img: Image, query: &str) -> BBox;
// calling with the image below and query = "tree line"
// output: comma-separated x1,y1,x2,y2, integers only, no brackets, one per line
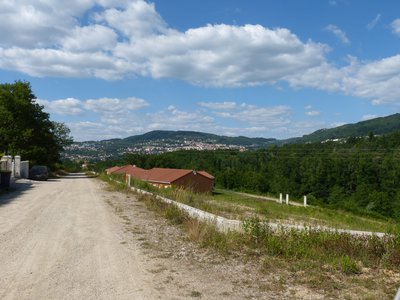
96,131,400,220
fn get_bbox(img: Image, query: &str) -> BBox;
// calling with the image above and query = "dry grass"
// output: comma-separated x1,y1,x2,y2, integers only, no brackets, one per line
101,175,400,299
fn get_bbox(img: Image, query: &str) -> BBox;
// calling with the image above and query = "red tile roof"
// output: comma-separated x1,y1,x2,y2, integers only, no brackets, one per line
143,168,193,183
197,170,215,180
125,166,148,178
107,165,214,183
106,166,122,173
112,165,133,174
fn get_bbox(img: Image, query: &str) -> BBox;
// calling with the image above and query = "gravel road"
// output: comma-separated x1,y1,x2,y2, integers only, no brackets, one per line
1,177,396,299
0,177,160,299
0,177,275,300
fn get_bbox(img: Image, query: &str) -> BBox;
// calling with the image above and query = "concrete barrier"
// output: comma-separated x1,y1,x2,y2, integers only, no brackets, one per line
130,186,243,232
111,179,386,237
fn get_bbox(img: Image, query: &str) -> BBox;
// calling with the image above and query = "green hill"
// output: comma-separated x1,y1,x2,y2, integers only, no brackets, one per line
123,130,275,146
292,113,400,143
64,130,276,160
64,114,400,160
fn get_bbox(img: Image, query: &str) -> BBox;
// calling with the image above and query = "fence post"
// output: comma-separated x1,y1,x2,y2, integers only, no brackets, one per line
279,193,283,204
304,195,307,207
286,194,289,205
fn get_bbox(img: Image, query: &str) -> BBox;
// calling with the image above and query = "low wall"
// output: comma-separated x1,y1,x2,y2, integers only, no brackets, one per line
131,186,242,233
113,178,386,237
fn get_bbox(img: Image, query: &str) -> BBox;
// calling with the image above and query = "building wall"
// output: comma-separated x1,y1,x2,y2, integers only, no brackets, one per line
172,172,214,193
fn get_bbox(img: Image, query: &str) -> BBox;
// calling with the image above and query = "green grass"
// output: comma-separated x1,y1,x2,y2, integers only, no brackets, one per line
241,217,400,270
100,173,396,233
101,174,400,298
134,189,400,273
211,189,393,233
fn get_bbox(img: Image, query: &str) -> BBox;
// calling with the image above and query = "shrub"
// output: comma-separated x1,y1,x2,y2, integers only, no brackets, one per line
242,217,271,243
339,255,361,274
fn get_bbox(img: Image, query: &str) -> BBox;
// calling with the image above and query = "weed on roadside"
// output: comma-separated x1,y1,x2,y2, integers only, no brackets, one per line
101,175,400,298
339,255,361,274
190,290,202,298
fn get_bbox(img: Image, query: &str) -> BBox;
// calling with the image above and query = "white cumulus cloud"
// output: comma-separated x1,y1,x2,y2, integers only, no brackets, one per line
0,1,400,107
0,47,134,80
61,25,118,52
84,97,149,113
288,54,400,105
37,98,84,115
94,1,168,38
119,24,328,87
0,1,328,87
39,96,148,117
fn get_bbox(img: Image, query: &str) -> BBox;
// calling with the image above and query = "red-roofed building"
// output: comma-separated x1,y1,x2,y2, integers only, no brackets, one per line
105,166,122,174
112,165,143,175
106,165,214,193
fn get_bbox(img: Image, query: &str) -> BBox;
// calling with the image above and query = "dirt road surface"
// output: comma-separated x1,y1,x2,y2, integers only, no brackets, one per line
0,178,162,299
0,177,291,299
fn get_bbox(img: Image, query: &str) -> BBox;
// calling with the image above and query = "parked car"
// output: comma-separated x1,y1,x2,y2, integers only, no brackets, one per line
29,165,49,181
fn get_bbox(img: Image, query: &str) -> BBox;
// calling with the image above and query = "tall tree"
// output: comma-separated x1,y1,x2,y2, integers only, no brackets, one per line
0,81,73,165
51,121,73,149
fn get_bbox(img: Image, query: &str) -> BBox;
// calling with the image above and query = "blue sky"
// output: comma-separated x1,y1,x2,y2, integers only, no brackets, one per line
0,0,399,141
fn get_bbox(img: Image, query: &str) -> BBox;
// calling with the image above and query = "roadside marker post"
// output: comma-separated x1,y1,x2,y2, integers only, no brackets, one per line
127,174,131,187
286,194,289,205
279,193,283,204
304,195,307,207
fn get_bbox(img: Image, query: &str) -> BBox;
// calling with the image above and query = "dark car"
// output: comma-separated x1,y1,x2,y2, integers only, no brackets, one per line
29,165,49,181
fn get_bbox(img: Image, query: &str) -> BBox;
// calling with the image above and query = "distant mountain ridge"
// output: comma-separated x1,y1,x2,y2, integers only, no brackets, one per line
112,130,276,147
64,113,400,161
65,130,276,161
291,113,400,143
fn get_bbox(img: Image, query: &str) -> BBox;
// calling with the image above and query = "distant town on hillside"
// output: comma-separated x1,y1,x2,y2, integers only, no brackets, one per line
63,113,400,161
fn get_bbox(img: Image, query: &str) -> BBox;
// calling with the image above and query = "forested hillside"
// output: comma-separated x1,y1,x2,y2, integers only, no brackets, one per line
98,131,400,220
292,113,400,143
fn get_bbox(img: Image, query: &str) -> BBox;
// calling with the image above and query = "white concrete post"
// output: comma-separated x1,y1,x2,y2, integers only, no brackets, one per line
286,194,289,205
279,193,283,204
127,174,131,187
304,195,307,207
5,156,12,172
14,156,21,178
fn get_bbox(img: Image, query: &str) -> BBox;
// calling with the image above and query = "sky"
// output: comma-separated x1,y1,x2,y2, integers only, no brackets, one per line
0,0,400,141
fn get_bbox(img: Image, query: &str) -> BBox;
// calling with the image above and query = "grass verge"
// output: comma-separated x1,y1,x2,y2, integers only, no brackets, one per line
133,186,400,273
106,173,394,233
212,189,392,232
100,174,400,298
